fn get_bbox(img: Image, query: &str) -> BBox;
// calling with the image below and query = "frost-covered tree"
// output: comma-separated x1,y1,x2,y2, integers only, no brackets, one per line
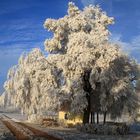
43,2,140,124
3,2,140,124
4,49,64,118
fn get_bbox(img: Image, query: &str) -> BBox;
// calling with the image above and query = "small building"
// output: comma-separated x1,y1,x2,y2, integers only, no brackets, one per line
58,100,82,125
58,111,82,125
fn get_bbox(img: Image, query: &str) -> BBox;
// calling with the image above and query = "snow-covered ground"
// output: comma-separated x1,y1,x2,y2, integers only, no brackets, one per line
25,122,140,140
0,119,15,140
1,112,27,122
0,111,140,140
0,110,27,139
0,106,27,121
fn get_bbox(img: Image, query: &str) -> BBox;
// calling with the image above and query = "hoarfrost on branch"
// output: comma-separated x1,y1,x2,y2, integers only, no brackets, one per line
2,2,140,121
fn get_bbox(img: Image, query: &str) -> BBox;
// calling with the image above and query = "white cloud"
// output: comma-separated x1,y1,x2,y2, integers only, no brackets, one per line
110,33,140,62
111,33,140,51
0,1,43,16
131,35,140,49
81,0,96,6
0,18,46,46
110,33,129,52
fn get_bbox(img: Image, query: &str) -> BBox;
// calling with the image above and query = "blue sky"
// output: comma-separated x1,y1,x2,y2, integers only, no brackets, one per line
0,0,140,93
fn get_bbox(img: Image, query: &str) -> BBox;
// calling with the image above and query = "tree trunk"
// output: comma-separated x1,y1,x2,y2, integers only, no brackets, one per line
91,112,93,123
97,112,99,124
103,111,107,124
91,112,95,124
83,106,90,124
92,112,95,124
82,70,92,124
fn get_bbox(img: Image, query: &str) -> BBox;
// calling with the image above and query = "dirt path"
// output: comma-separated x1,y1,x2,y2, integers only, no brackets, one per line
1,114,63,140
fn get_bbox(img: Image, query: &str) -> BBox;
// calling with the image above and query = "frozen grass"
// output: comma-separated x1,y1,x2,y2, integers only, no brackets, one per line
23,122,140,140
0,119,15,140
0,112,140,140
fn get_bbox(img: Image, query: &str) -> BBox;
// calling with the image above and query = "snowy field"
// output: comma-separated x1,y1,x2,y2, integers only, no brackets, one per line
0,111,140,140
0,106,27,120
23,119,140,140
0,119,15,140
28,124,140,140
